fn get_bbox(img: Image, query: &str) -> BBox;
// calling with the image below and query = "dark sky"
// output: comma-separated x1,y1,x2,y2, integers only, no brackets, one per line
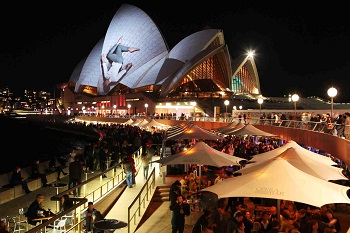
2,1,350,102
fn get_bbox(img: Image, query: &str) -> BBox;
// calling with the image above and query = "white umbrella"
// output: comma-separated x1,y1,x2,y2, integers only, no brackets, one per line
130,118,143,126
201,157,350,208
242,147,347,181
166,124,223,141
216,121,245,134
165,121,193,138
251,140,338,166
122,119,134,125
225,123,277,137
154,141,247,188
154,141,245,167
137,119,149,127
141,119,171,130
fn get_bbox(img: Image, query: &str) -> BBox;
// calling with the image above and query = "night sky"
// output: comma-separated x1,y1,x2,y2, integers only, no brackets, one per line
2,1,350,102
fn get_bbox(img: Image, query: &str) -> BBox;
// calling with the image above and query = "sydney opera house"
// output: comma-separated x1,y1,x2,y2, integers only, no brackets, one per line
58,4,341,118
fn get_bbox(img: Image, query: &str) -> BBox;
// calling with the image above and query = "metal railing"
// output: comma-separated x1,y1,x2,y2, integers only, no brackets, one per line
127,168,156,233
25,147,143,233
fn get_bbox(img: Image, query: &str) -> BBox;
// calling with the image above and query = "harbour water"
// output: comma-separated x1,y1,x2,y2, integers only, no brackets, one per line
0,116,97,175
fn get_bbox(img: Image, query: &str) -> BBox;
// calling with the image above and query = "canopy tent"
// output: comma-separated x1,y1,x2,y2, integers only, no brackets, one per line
154,141,246,167
225,123,278,137
137,118,150,128
166,121,195,138
154,141,247,188
215,121,245,134
201,157,350,208
140,119,171,130
122,119,134,125
165,123,223,141
251,140,338,166
130,118,143,126
213,121,238,131
241,147,347,181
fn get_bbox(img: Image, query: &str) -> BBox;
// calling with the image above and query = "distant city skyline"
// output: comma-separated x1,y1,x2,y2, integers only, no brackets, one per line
1,86,52,97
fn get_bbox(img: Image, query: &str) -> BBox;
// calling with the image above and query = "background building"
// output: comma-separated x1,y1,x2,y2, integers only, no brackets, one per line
58,4,349,118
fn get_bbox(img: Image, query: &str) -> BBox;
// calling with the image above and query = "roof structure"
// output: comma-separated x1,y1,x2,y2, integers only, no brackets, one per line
68,4,261,99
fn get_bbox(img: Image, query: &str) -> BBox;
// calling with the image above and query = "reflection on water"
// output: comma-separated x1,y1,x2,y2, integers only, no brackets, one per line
0,117,96,174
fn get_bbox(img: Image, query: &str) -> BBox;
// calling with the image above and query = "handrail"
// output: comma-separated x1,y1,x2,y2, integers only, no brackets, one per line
75,115,349,138
50,161,125,202
26,147,143,233
26,198,88,233
128,168,156,233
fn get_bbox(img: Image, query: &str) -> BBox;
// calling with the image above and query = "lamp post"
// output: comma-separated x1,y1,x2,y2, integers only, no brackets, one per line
144,103,148,117
257,97,264,116
291,94,299,116
101,105,105,116
224,100,229,122
127,104,131,118
327,87,337,119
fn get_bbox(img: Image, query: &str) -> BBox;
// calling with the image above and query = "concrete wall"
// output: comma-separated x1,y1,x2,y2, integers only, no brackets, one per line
0,160,69,204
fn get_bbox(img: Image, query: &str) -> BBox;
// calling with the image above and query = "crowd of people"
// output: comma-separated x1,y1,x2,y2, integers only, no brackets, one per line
167,171,347,233
62,119,349,233
5,117,348,233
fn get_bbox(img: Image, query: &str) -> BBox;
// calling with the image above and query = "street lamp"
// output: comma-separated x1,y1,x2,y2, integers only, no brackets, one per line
291,94,299,116
257,97,264,116
127,104,131,117
327,87,337,119
224,100,229,122
144,103,148,117
113,105,117,115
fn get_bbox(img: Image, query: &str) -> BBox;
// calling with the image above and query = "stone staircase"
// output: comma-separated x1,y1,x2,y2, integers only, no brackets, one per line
152,185,170,202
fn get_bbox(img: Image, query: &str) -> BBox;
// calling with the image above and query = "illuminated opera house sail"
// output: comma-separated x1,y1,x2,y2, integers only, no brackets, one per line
62,3,261,115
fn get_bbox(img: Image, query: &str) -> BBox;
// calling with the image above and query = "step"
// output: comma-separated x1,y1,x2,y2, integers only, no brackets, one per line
156,185,171,189
152,196,169,202
153,192,169,198
152,185,171,202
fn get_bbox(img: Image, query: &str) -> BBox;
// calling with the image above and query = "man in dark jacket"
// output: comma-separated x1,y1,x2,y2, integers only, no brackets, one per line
68,155,84,197
170,195,190,233
26,194,48,226
169,180,181,207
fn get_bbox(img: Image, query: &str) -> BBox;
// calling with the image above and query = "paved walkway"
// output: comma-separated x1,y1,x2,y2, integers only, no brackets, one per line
104,160,209,233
